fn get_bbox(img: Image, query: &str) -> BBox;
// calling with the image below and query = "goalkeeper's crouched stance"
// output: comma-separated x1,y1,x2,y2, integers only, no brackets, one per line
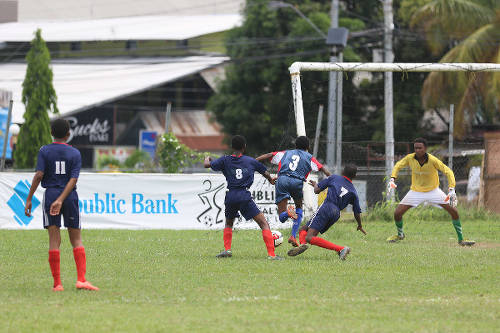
386,137,475,246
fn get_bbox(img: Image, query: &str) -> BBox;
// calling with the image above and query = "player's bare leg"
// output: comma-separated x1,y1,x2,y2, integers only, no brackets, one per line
439,204,475,246
216,218,234,258
387,204,412,242
48,226,63,291
69,228,99,291
253,213,283,260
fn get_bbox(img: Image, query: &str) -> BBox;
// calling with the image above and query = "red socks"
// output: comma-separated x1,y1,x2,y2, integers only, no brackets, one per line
48,250,61,287
73,246,87,282
223,228,232,250
299,230,307,245
309,237,344,252
262,230,276,257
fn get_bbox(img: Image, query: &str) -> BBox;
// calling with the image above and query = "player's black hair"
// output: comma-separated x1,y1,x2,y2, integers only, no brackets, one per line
414,137,427,147
342,164,357,180
51,118,70,139
295,136,309,150
231,135,246,151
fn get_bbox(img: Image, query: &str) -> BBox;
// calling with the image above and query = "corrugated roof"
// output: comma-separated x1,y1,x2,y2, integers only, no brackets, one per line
0,56,228,123
0,14,242,42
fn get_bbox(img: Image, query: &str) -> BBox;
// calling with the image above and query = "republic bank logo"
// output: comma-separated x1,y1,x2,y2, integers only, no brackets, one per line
7,180,40,226
197,179,225,227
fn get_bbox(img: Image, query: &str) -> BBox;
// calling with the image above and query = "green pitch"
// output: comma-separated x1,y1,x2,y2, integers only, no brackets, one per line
1,219,499,332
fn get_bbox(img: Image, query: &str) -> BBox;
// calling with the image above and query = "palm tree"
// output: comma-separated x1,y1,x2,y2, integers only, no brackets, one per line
411,0,500,138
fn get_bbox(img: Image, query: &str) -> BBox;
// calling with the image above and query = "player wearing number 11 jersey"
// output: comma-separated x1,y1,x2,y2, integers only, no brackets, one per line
204,135,283,260
257,136,330,247
25,118,98,291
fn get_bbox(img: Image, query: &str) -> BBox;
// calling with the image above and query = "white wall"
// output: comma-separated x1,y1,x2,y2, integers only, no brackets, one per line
18,0,245,21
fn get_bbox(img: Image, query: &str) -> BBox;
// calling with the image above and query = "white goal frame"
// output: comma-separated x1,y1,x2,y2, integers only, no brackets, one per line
289,62,500,215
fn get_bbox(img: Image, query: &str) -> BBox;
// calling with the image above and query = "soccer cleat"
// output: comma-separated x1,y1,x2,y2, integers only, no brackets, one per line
387,234,405,243
286,205,298,220
458,239,476,246
76,281,99,291
288,236,299,247
287,244,309,257
267,255,285,260
52,285,64,292
338,247,351,260
216,249,232,258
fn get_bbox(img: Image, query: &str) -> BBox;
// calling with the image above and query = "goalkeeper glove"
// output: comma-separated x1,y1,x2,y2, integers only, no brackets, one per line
446,188,458,207
387,177,397,193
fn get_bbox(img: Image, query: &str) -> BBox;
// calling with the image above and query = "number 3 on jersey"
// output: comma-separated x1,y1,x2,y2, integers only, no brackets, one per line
235,168,243,179
55,161,66,174
289,155,300,171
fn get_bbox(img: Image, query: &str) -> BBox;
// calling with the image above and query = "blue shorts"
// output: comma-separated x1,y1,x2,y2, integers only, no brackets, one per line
43,188,80,229
307,203,340,234
275,175,304,204
225,189,261,221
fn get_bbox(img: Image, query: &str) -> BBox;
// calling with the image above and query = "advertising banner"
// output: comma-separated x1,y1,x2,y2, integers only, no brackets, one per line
0,106,13,159
0,173,296,230
139,130,157,159
63,108,113,146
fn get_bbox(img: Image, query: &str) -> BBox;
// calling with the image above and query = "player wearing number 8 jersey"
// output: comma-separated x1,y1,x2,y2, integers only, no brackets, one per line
25,118,98,291
256,136,330,247
204,135,283,260
287,165,366,260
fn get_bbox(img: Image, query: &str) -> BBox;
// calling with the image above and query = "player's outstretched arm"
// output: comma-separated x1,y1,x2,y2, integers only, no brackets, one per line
263,171,276,185
354,213,367,235
25,171,44,217
255,152,273,162
50,178,78,216
308,179,322,194
320,166,331,177
203,156,212,168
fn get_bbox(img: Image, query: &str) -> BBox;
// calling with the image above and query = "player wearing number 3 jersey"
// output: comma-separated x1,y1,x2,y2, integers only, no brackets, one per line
204,135,283,260
257,136,330,247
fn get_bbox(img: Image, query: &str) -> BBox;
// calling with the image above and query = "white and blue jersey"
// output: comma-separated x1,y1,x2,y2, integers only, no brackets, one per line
307,175,361,234
210,154,267,220
35,142,82,229
270,149,323,203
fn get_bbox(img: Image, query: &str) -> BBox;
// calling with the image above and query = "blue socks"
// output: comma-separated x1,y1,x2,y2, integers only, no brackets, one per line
291,208,303,238
279,211,289,223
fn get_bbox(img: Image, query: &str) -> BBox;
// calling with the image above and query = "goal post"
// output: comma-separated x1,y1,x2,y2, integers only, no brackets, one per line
289,62,500,217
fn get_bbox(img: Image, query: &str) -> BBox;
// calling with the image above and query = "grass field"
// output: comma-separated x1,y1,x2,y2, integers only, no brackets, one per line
1,218,499,332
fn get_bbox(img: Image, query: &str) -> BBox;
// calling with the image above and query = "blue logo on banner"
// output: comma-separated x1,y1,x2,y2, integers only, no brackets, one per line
140,131,157,159
7,180,40,226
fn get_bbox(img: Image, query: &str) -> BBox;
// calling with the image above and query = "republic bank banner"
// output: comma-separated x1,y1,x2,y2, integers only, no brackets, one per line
0,173,303,230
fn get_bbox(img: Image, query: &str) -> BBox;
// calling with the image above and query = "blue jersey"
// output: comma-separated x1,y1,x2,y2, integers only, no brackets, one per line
317,175,361,213
271,149,322,181
210,154,267,190
35,142,82,189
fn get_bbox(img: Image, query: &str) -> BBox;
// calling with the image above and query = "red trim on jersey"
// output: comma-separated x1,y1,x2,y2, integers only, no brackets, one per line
231,153,243,157
52,142,70,146
343,176,352,183
311,156,323,170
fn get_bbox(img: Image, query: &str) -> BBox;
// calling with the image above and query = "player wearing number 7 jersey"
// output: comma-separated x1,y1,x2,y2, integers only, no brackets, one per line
25,118,98,291
204,135,283,260
287,165,366,260
256,136,330,247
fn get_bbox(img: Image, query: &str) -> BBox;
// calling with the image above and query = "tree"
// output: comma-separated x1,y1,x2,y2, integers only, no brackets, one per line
156,133,204,173
410,0,500,138
14,29,58,168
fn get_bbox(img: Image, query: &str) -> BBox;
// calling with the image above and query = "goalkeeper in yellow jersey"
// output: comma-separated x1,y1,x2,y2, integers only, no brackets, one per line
386,137,475,246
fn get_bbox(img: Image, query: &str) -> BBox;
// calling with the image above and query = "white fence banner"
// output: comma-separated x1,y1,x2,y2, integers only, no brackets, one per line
0,172,303,230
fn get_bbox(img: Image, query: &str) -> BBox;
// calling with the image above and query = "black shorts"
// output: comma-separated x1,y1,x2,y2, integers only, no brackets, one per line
43,188,80,229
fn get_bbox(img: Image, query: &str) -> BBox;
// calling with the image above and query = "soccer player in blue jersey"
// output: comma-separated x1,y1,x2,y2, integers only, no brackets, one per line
256,136,330,247
204,135,283,260
287,164,366,260
25,118,99,291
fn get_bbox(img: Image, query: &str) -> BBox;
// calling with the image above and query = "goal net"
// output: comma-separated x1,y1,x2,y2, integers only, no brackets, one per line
288,62,500,218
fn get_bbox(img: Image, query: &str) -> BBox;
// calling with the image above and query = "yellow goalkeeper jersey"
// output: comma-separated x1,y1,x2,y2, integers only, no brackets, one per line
391,153,455,192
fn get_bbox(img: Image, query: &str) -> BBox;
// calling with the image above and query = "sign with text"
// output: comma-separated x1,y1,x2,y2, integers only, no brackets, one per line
139,130,157,159
63,109,113,145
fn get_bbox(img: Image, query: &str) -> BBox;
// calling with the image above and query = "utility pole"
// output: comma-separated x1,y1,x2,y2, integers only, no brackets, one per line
384,0,394,182
326,0,339,172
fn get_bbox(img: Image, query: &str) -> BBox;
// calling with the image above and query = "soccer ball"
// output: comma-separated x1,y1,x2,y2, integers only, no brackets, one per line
272,230,283,247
